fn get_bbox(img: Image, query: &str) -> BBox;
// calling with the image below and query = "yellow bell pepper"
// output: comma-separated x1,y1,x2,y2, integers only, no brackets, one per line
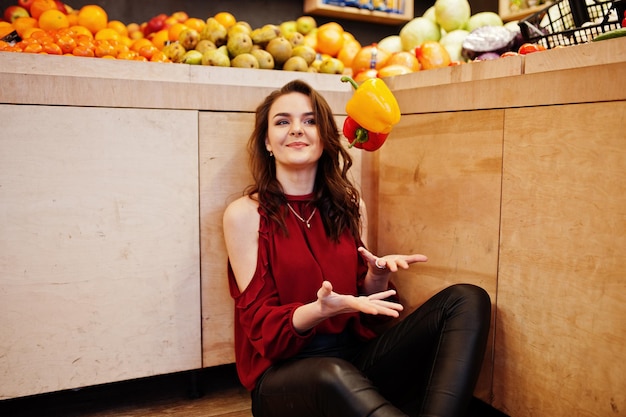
341,76,400,134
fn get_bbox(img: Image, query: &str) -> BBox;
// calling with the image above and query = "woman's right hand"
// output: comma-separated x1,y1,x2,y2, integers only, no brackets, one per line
316,280,403,318
293,281,403,333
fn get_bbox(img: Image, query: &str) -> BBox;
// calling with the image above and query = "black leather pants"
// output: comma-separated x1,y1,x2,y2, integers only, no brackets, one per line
251,284,491,417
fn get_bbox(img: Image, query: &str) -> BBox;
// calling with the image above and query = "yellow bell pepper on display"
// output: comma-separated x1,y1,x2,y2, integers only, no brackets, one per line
341,76,401,134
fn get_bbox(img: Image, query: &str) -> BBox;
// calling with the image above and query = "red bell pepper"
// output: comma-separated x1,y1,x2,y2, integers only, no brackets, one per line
343,116,388,152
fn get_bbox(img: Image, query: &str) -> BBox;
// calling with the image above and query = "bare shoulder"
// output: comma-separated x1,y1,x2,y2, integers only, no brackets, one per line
223,195,259,227
223,195,260,292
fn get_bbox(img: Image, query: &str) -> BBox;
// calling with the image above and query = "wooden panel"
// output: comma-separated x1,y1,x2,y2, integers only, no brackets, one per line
199,112,255,367
384,54,524,90
0,52,351,113
523,37,626,74
494,101,626,416
199,112,366,367
377,110,504,401
0,105,201,399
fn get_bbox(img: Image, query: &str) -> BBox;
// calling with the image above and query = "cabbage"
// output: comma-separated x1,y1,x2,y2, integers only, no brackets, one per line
466,12,504,32
440,29,470,61
399,17,441,51
435,0,471,32
423,6,436,23
377,35,403,53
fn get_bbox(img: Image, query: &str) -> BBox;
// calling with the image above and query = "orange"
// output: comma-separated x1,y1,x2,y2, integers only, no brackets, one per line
0,40,11,51
0,25,14,39
351,44,391,74
21,26,44,39
69,25,93,38
384,51,421,72
12,16,39,38
77,4,107,35
137,43,158,59
378,64,413,78
23,42,44,53
316,22,344,57
171,11,189,23
94,39,115,57
55,33,76,54
30,0,58,20
337,39,361,68
353,68,378,83
167,22,187,42
117,49,138,60
75,34,95,48
184,17,205,32
72,43,95,57
342,31,356,44
150,28,169,50
130,37,152,52
38,9,69,31
150,50,171,62
42,41,62,55
107,20,128,37
94,27,120,41
29,29,51,41
66,11,79,26
415,40,450,70
214,11,236,29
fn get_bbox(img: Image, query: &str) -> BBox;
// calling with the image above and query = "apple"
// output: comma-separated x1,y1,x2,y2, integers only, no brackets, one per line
170,11,188,23
17,0,35,12
54,1,67,14
144,13,168,36
4,6,29,23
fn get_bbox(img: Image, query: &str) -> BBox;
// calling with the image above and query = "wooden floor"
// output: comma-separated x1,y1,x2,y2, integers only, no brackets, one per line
0,364,508,417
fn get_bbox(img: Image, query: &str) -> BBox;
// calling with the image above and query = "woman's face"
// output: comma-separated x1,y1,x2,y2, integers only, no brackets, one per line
265,92,323,170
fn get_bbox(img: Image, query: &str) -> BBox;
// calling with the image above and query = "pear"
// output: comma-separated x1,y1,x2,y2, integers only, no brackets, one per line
178,28,200,50
201,17,227,46
228,21,252,38
202,45,230,67
195,39,216,54
251,24,279,46
282,56,309,72
227,32,253,57
319,57,345,74
296,16,317,35
279,20,298,37
291,44,316,66
181,49,203,65
231,53,260,69
285,31,305,47
265,37,292,67
251,49,275,69
162,42,186,63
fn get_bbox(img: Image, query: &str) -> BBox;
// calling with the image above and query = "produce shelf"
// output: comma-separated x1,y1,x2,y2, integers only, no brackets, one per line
303,0,414,25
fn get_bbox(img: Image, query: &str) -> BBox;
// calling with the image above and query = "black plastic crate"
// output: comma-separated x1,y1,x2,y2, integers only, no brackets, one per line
519,0,625,48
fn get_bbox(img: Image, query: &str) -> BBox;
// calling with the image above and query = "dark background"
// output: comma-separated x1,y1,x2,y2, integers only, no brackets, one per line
1,0,499,45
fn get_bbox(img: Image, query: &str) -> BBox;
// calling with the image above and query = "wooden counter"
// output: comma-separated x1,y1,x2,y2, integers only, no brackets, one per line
1,37,625,416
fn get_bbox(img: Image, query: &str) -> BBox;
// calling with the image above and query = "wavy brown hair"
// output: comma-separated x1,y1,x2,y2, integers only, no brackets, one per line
244,79,361,243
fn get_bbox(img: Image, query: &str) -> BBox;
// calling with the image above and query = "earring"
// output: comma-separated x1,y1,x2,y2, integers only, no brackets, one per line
269,150,273,157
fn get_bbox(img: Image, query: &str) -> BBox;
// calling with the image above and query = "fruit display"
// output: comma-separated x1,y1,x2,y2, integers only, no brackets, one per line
0,0,554,76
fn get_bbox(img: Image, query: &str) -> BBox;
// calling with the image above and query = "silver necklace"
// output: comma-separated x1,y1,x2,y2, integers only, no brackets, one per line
286,203,316,229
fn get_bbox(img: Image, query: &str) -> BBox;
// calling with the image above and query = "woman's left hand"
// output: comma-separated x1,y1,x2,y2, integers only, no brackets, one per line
358,246,428,273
